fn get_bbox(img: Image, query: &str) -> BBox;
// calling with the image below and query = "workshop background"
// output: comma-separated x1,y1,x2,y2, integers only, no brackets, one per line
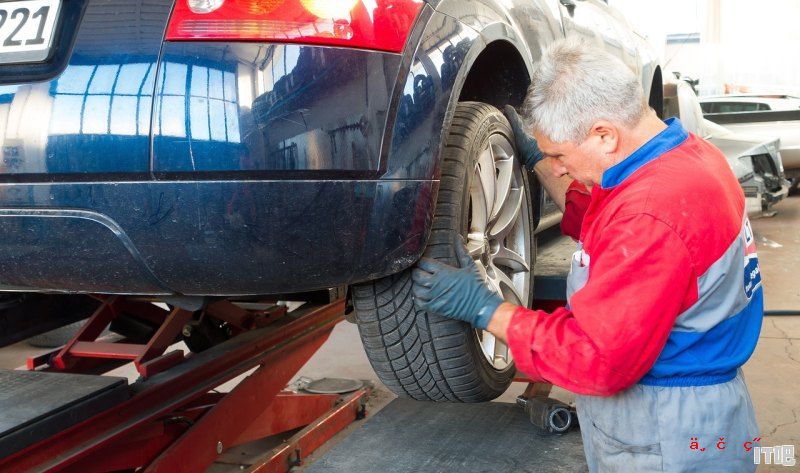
612,0,800,96
0,0,798,471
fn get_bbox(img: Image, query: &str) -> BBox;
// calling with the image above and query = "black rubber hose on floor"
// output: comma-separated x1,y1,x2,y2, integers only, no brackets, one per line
764,310,800,316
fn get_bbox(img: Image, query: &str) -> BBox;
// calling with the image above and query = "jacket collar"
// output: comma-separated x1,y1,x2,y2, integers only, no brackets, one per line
600,117,689,189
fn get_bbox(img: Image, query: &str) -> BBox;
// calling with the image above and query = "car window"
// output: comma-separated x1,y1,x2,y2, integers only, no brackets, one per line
700,102,715,114
715,102,762,113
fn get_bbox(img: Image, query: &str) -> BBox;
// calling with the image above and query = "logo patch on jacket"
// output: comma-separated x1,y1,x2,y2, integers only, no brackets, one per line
743,218,761,299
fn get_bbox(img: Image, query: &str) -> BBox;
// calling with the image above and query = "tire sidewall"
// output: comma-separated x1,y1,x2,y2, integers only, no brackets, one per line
425,103,536,395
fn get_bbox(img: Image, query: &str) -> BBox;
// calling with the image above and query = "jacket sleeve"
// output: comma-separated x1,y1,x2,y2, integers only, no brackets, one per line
506,213,697,396
560,180,592,240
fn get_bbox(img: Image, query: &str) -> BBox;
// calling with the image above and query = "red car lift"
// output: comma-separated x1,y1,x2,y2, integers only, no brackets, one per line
0,297,369,472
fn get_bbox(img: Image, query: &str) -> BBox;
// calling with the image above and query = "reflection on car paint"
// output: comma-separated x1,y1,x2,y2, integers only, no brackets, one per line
50,63,155,138
0,0,172,175
153,43,398,172
155,62,241,143
382,14,478,180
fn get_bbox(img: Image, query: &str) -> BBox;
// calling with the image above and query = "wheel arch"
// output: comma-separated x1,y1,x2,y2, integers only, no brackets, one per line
380,10,538,180
434,30,535,180
375,11,543,271
458,40,532,110
429,36,539,245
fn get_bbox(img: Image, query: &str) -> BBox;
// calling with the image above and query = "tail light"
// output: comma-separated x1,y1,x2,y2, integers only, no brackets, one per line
166,0,425,53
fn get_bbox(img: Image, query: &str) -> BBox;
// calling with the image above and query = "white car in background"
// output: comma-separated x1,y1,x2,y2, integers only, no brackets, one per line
666,82,790,214
700,95,800,191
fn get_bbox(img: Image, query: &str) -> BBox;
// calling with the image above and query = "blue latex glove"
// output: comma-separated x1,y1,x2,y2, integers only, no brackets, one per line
504,105,544,170
411,236,503,330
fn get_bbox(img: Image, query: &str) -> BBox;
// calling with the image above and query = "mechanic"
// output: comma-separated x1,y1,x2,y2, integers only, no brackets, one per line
412,38,762,472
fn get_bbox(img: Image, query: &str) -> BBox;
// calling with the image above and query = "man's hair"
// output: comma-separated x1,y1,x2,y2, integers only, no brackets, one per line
522,37,648,143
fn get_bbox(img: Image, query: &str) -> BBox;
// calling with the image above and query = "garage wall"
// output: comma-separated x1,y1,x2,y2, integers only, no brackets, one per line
611,0,800,96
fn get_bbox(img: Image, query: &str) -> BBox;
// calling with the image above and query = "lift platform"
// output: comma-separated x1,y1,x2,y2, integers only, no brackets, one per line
304,398,587,472
0,297,370,472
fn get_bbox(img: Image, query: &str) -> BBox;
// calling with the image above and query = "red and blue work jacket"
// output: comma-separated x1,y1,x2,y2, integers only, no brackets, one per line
506,118,764,396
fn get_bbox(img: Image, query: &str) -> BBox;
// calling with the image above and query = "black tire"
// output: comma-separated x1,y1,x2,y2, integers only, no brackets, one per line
353,102,536,402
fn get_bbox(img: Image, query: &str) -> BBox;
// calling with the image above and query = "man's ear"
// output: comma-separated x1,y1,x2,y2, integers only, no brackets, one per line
588,120,619,154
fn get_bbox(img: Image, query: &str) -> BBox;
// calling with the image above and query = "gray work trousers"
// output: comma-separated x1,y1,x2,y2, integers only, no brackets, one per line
576,371,759,472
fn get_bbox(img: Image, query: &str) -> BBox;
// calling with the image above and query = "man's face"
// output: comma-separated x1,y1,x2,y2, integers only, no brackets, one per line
533,123,618,187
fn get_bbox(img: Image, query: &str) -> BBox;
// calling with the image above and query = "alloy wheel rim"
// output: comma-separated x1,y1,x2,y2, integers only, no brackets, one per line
468,133,532,370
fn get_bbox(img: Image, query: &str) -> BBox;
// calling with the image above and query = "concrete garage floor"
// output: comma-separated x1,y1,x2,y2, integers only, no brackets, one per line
742,194,800,470
0,197,798,471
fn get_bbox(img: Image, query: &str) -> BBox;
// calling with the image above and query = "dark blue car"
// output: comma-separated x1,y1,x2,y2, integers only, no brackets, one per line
0,0,662,401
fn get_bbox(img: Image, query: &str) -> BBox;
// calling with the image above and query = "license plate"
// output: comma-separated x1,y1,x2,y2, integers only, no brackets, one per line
0,0,61,64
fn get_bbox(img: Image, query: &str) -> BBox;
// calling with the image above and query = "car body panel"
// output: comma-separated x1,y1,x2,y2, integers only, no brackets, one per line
0,4,445,295
558,0,662,112
699,95,800,113
433,0,563,60
700,96,800,178
379,8,485,180
706,132,765,182
560,0,639,72
0,179,436,295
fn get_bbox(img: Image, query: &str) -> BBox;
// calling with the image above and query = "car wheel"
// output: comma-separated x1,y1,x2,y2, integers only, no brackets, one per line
353,102,535,402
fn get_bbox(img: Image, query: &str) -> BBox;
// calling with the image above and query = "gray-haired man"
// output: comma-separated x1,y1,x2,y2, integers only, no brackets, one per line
412,38,761,471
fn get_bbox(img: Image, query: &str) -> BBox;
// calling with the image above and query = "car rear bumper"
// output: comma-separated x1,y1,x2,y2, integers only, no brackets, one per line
0,179,436,295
